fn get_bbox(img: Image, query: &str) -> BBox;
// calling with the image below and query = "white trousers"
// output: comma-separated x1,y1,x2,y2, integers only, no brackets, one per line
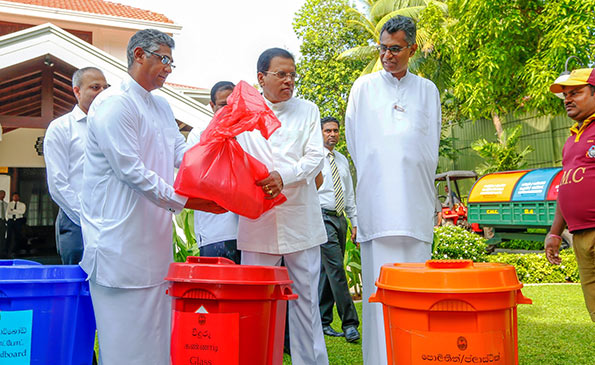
89,281,171,365
242,246,329,365
361,236,431,365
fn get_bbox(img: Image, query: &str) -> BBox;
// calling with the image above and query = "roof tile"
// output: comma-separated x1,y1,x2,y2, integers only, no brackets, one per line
3,0,174,24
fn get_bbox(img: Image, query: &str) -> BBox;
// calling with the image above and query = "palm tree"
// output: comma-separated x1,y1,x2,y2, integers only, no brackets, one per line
338,0,448,76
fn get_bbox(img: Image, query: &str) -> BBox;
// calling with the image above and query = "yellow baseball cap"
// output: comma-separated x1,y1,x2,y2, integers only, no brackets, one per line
550,68,595,93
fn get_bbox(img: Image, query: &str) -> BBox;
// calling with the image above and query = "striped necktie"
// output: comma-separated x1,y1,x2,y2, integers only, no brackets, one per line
328,151,345,215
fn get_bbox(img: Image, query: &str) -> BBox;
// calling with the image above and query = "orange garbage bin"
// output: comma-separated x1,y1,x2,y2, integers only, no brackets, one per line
166,256,297,365
369,260,532,365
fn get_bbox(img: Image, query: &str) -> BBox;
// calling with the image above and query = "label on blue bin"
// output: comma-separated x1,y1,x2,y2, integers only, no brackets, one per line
0,310,32,364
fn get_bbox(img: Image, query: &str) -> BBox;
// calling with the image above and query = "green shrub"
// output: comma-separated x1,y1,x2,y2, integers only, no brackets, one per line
432,225,488,262
499,239,543,250
487,250,579,284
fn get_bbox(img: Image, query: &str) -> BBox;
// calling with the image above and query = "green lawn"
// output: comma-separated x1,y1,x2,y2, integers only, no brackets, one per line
283,284,595,364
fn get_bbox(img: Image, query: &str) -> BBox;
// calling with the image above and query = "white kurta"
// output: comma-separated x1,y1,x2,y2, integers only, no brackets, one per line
318,147,358,226
187,128,238,246
44,105,87,225
236,96,327,254
346,69,441,365
345,69,441,244
80,75,188,288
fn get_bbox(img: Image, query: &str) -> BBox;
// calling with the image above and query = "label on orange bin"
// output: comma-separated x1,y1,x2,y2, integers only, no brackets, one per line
171,311,239,365
411,331,505,364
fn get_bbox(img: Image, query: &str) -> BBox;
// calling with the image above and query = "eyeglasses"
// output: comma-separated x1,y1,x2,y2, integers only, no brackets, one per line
144,49,176,69
376,44,411,56
264,71,298,81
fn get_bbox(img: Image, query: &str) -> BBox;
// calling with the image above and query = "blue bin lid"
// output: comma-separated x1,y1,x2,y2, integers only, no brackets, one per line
511,167,562,201
0,264,88,283
0,259,42,266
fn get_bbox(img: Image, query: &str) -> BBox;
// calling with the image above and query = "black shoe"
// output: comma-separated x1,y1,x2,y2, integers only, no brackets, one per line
322,325,344,337
344,326,360,343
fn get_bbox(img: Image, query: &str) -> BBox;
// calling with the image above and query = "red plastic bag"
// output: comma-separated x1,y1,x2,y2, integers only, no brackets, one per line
174,81,287,219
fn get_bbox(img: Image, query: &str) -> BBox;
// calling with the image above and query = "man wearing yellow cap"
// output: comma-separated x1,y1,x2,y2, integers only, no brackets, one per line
546,68,595,321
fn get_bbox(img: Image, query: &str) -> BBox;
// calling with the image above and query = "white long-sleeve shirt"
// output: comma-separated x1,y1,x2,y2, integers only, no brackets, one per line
7,201,26,220
318,147,358,227
345,70,441,243
186,128,238,246
44,105,87,225
80,75,188,288
236,96,326,254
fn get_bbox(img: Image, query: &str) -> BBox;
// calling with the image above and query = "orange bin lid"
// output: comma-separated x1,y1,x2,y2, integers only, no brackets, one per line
376,260,523,293
166,256,293,285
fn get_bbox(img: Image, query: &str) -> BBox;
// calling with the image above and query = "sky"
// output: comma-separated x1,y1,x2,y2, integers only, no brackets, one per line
117,0,307,91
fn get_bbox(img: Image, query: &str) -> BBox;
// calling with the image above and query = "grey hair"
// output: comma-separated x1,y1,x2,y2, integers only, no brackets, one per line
126,29,175,69
380,15,416,46
72,67,103,88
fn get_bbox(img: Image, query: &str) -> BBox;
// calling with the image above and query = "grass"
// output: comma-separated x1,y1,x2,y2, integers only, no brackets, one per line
283,284,594,364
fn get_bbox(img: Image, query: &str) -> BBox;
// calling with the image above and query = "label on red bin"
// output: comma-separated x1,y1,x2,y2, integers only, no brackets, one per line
171,311,239,365
0,310,32,365
410,330,506,364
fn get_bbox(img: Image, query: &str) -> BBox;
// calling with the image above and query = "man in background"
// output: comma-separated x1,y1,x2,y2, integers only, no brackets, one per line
187,81,240,263
317,116,360,343
44,67,109,264
0,190,7,257
6,192,27,258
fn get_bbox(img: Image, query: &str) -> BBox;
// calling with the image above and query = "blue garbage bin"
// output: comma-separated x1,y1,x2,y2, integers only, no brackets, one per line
0,260,95,364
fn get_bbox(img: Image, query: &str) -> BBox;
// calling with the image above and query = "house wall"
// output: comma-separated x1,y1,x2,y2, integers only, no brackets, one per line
0,128,46,168
0,13,133,62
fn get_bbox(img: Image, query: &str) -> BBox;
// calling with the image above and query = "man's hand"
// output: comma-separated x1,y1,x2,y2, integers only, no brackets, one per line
185,198,227,214
351,226,357,243
256,171,284,200
545,234,562,265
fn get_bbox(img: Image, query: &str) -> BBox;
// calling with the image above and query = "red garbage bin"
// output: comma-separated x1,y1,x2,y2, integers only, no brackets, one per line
166,256,297,365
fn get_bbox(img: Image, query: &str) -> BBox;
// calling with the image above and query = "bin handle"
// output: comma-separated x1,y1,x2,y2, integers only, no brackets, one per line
516,290,532,305
368,292,380,303
277,286,298,301
186,256,236,265
426,259,473,269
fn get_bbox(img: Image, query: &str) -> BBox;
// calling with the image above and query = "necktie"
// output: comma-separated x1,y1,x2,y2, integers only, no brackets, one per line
1,202,4,220
328,151,345,215
12,202,16,219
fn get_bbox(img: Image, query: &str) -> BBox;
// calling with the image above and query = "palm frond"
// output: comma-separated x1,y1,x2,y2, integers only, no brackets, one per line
337,45,378,61
375,6,426,34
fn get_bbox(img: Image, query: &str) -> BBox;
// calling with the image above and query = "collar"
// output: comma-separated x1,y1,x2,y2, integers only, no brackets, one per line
380,69,411,84
123,74,152,101
264,96,293,112
570,112,595,142
324,147,335,156
71,105,87,122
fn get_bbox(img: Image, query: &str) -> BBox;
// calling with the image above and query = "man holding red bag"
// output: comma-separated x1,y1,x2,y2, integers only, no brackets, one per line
236,48,329,365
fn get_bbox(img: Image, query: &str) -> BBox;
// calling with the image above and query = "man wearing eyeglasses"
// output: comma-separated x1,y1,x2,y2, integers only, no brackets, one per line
345,15,441,365
236,48,329,364
44,67,108,265
79,29,225,363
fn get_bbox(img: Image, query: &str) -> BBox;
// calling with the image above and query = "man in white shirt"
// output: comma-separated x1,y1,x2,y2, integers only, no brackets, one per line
44,67,108,264
6,192,27,258
345,16,441,364
317,116,360,343
187,81,240,263
79,29,224,364
236,48,329,364
0,190,7,257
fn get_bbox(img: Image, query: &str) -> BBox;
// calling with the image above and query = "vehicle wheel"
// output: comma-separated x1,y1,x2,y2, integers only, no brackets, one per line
457,219,471,230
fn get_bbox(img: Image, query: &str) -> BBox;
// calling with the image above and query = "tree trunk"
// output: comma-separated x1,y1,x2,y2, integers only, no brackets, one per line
492,112,503,141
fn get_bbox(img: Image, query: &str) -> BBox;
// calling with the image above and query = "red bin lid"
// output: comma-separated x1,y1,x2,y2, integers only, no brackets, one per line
376,260,523,293
165,256,293,285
